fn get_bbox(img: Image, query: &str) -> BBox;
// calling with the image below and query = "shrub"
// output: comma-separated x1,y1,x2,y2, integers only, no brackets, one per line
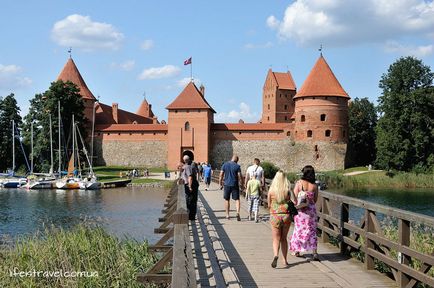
261,161,280,179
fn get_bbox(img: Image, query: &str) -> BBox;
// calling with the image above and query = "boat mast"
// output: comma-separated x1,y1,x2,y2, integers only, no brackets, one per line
72,114,75,176
49,114,53,175
31,121,33,174
90,100,96,169
58,101,61,175
12,119,15,172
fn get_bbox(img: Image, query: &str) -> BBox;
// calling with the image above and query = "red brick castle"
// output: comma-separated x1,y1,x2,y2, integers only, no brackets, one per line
56,55,349,171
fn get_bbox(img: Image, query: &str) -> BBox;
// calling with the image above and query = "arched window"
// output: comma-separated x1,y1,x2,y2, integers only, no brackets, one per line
267,116,270,121
301,115,306,122
320,114,326,121
284,104,288,110
343,130,346,137
325,130,331,137
185,122,190,131
268,104,270,110
286,131,291,137
307,130,312,137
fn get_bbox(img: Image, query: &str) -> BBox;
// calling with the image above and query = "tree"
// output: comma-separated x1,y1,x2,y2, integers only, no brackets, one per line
376,56,434,171
0,94,23,172
23,80,86,173
346,97,377,167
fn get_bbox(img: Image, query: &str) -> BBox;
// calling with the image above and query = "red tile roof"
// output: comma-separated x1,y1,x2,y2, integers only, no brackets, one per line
212,123,290,131
57,58,96,100
273,72,296,90
95,124,168,132
95,102,154,125
136,99,155,118
166,82,216,112
295,55,349,99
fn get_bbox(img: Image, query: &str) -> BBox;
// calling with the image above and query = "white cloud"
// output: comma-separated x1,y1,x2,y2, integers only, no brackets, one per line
110,60,135,71
244,41,273,49
177,77,201,87
138,65,181,80
51,14,124,51
215,102,259,123
384,41,434,57
267,0,434,46
141,39,154,50
0,64,32,90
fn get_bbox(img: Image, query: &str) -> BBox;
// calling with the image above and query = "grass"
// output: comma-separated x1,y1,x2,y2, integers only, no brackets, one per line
323,170,434,189
0,225,162,288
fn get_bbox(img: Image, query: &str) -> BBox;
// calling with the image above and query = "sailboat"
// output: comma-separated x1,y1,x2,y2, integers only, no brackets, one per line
56,114,80,189
24,113,57,189
1,120,27,188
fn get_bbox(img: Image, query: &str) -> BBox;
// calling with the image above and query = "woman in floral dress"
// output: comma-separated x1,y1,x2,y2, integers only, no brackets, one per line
290,165,319,261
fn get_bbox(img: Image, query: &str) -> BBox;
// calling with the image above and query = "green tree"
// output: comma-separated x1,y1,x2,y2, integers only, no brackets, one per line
23,80,86,173
0,94,23,172
347,97,377,167
376,56,434,171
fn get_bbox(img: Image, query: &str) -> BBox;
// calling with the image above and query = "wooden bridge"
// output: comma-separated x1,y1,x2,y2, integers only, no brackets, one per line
138,178,434,287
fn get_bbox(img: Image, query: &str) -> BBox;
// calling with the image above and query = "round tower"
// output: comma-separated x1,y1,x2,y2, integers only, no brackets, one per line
294,55,349,143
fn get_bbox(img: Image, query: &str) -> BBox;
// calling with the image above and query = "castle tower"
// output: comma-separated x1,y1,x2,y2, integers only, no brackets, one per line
57,58,96,124
136,98,158,123
293,55,349,143
166,82,215,169
261,69,296,123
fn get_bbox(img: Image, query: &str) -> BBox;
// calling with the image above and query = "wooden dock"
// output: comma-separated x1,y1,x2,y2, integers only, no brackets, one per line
194,181,396,287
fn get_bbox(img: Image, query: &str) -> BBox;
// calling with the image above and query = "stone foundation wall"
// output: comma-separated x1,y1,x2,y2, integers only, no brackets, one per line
94,139,167,168
210,138,346,172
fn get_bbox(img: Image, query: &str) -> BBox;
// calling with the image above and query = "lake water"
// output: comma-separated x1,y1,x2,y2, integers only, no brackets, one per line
330,187,434,217
1,186,433,245
0,187,168,244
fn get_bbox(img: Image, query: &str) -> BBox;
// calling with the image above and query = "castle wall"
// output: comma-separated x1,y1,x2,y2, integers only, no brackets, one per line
210,136,346,173
94,132,168,167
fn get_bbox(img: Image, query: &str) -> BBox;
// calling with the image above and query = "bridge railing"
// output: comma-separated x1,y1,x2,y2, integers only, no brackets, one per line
318,190,434,288
137,184,196,288
212,170,433,287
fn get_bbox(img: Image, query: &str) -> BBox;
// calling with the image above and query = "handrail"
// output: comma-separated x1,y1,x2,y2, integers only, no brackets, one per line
212,169,434,287
137,184,196,287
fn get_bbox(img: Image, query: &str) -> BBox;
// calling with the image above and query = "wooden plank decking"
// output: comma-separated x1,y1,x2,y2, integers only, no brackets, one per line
193,181,396,288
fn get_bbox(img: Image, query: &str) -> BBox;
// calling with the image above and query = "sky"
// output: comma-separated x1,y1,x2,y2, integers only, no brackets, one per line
1,0,433,123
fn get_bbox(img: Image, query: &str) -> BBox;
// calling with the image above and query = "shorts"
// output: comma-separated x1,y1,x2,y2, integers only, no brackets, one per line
204,176,211,185
223,185,240,201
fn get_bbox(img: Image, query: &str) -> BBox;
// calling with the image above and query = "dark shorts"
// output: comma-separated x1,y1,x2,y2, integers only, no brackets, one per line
223,185,240,201
204,176,211,185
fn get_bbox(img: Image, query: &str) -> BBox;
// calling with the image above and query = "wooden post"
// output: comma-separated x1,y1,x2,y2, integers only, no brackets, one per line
321,196,330,243
397,219,410,287
364,210,375,270
340,203,349,255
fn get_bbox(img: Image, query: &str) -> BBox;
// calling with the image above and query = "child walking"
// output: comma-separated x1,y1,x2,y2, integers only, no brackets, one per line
246,173,262,222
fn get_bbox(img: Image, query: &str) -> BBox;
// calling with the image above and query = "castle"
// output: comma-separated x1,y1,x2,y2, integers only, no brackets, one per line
56,55,349,172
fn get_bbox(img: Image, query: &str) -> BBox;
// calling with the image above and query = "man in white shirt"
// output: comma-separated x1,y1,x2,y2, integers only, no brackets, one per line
245,158,265,189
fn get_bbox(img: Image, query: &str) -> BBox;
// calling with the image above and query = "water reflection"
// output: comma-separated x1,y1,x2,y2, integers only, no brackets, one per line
0,187,168,243
330,187,434,218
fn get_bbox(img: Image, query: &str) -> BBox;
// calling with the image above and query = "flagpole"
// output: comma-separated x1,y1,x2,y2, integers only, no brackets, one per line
190,58,193,81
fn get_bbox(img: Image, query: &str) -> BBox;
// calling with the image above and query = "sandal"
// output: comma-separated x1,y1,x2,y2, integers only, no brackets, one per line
292,252,303,257
271,256,278,268
312,253,320,261
226,215,230,220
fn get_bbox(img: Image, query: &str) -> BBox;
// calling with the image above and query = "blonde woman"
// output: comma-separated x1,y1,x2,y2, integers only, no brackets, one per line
267,170,292,268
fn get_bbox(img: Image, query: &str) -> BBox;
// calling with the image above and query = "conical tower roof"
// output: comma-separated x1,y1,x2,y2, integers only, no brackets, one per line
294,55,349,99
136,98,155,118
57,58,96,100
166,81,215,113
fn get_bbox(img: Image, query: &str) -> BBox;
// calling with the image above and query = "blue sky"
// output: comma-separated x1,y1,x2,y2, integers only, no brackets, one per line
1,0,433,123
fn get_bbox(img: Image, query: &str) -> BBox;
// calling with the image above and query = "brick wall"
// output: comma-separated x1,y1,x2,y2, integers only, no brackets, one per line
210,138,346,173
94,138,167,167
